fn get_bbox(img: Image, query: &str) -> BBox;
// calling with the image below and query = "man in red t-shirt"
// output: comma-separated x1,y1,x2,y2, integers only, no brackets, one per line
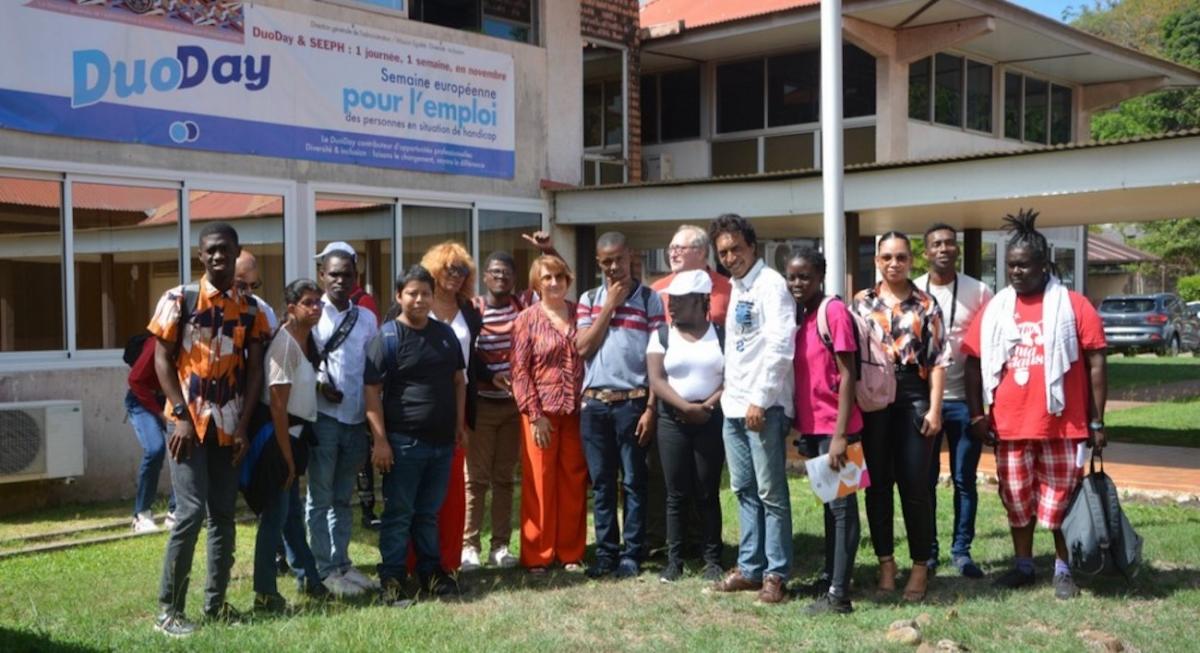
962,210,1107,600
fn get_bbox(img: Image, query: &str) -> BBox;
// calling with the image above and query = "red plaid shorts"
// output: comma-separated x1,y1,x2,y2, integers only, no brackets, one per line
995,438,1085,529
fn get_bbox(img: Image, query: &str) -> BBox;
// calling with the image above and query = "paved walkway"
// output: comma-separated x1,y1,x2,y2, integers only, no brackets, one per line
940,441,1200,496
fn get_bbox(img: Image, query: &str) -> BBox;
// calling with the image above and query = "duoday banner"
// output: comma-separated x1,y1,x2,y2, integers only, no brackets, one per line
0,1,515,179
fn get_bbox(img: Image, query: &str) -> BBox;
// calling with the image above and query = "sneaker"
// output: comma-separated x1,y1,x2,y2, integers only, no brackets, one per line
253,593,288,614
380,578,414,608
1054,572,1081,600
710,568,762,593
993,567,1036,590
154,608,195,638
805,592,853,615
342,567,381,591
659,560,684,583
954,555,985,579
757,573,789,604
421,570,462,598
362,513,381,531
613,557,640,580
460,546,482,572
323,571,365,597
585,561,615,579
701,562,725,583
163,511,178,531
202,601,242,624
299,581,331,600
488,545,518,569
795,575,832,599
133,511,159,534
563,562,586,574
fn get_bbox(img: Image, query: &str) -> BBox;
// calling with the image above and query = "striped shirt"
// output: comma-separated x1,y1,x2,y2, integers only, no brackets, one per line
576,281,665,391
511,303,583,421
473,295,525,399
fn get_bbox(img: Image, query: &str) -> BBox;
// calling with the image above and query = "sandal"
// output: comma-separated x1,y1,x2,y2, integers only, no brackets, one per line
903,562,929,602
877,556,897,593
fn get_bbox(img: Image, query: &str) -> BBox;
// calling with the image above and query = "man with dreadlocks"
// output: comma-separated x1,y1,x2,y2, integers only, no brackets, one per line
962,209,1108,599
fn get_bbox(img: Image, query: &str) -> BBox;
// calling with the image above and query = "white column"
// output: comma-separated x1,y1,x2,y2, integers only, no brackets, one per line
821,0,846,296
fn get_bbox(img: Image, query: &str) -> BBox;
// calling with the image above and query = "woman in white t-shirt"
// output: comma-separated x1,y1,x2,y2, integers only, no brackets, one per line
646,269,725,583
252,279,325,612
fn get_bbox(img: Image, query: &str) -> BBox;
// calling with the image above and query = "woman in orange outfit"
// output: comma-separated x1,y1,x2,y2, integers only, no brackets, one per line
510,255,588,573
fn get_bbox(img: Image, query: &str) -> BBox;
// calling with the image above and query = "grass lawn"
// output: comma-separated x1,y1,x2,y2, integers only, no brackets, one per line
1106,355,1200,393
1107,398,1200,448
2,482,1198,652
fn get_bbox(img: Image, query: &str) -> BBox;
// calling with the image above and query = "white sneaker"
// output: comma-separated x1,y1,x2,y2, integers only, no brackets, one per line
322,571,365,597
133,511,159,534
488,546,518,569
163,512,178,531
461,546,481,571
342,567,381,591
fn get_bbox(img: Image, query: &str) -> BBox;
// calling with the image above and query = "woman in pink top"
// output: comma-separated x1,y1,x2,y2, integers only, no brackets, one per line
786,247,862,615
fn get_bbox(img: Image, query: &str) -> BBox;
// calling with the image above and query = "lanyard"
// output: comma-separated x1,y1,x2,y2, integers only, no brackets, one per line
925,274,958,329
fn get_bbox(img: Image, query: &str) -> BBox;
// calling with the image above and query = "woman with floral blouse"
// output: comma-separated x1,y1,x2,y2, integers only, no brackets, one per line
853,232,948,602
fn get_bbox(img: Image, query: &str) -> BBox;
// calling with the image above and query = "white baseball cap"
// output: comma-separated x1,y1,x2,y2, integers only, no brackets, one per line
664,269,712,296
314,241,357,261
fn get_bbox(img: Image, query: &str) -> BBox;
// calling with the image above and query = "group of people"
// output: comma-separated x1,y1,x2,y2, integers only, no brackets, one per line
129,206,1108,638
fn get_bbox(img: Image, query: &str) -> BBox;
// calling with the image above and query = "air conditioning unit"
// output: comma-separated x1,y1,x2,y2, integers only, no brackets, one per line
644,153,673,181
0,400,84,484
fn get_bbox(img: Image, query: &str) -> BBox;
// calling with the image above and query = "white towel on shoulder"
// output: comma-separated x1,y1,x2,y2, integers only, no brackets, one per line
979,275,1078,416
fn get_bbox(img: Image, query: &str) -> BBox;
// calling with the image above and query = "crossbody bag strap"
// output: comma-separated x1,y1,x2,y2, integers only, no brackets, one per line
322,304,360,360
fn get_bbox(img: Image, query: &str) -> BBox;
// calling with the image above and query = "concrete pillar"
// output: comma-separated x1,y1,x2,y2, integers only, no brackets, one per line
875,56,908,161
963,228,983,280
843,212,863,294
545,3,584,185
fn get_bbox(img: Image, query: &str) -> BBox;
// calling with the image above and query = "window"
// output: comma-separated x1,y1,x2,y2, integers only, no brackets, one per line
410,0,536,45
844,126,877,165
0,176,63,352
73,183,179,350
188,191,285,321
583,80,623,149
710,139,758,177
477,209,542,293
768,51,819,127
966,60,992,132
716,59,765,133
1004,72,1073,145
659,68,701,141
640,76,659,144
911,54,993,133
764,133,815,172
843,44,877,118
401,205,470,272
317,197,395,310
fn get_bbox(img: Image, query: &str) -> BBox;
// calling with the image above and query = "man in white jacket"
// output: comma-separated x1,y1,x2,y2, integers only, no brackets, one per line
706,214,795,604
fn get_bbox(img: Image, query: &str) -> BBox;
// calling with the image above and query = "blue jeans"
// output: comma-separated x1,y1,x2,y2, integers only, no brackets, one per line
580,396,649,565
254,477,322,595
723,406,793,580
306,414,369,578
377,433,454,582
125,392,175,516
929,400,981,560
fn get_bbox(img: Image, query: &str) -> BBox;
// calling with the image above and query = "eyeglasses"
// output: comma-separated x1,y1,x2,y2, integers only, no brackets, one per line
878,253,911,263
446,264,470,278
298,299,325,309
486,269,513,279
236,279,262,291
667,244,700,254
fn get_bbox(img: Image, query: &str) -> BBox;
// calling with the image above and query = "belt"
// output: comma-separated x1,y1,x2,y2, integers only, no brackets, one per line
583,387,648,404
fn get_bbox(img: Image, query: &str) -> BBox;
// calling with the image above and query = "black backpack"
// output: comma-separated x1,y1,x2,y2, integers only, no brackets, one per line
655,322,725,353
122,284,203,367
1062,453,1143,579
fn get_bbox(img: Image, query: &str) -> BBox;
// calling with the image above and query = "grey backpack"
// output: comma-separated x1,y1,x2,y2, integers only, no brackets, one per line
1062,453,1143,579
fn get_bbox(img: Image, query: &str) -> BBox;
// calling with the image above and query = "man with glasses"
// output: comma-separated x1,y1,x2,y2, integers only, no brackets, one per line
236,249,277,330
308,244,381,597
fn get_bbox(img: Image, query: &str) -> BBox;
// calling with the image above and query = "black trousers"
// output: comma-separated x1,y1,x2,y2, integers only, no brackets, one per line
656,410,724,565
862,370,934,563
800,435,861,598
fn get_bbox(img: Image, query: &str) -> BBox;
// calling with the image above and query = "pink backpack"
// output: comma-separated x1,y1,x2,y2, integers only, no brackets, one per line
815,296,896,413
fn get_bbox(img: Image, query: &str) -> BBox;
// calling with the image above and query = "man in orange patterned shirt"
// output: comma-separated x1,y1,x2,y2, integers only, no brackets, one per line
150,221,270,637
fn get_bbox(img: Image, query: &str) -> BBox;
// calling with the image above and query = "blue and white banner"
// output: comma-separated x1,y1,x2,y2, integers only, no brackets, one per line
0,1,515,178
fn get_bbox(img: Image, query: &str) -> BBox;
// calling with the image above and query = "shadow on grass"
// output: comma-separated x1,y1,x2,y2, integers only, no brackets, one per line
0,627,103,653
1107,426,1200,450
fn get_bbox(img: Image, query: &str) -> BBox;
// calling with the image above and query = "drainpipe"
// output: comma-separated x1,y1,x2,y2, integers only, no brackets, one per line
821,0,845,296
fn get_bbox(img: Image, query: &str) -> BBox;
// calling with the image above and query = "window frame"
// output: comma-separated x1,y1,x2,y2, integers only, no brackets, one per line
640,65,703,145
908,50,996,137
1001,68,1076,146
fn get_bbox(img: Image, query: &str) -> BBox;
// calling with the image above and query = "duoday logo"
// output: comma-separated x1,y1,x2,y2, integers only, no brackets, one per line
72,45,270,108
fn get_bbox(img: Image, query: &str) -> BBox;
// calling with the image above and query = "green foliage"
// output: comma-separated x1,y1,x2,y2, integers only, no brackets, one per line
1177,274,1200,302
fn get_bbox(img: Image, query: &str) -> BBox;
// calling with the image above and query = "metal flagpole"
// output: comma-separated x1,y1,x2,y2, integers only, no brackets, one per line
821,0,846,296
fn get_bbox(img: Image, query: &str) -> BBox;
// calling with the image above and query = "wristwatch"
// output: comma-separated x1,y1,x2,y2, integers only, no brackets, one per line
171,403,189,421
1088,420,1104,431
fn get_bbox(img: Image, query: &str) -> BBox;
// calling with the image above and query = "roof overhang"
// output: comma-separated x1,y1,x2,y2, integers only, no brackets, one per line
554,130,1200,239
641,0,1200,88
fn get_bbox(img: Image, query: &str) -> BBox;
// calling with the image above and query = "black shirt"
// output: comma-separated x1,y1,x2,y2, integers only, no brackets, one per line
364,318,465,445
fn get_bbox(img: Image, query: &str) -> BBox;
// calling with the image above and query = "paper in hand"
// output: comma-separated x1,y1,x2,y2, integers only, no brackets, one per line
805,441,871,504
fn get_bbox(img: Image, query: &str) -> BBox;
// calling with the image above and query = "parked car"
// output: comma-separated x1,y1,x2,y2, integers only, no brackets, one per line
1189,300,1200,317
1099,293,1200,356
